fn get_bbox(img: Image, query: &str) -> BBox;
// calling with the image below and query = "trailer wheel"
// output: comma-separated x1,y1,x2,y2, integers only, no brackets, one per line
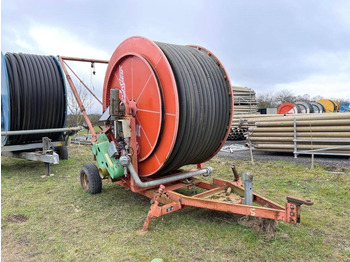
57,146,69,160
80,163,102,194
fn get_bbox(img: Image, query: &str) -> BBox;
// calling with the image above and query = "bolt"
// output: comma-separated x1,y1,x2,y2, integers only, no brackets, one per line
290,212,294,216
290,205,295,210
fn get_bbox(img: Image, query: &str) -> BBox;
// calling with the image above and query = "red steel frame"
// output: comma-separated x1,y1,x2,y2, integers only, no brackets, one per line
59,56,313,232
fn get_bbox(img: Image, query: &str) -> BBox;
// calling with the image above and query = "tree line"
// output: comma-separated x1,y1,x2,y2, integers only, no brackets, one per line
257,89,348,108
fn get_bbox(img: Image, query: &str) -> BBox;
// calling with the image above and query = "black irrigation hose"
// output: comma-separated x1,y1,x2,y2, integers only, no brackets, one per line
4,53,66,145
155,43,231,174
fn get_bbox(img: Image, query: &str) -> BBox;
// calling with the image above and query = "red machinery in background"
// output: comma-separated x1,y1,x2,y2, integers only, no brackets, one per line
59,36,313,232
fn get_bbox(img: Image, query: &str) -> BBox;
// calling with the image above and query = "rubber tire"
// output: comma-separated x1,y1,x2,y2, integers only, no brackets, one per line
80,163,102,194
57,146,68,160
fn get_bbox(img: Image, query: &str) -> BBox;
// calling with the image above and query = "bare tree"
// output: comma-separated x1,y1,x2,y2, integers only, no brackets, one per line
275,89,296,105
312,95,324,101
257,92,277,108
295,93,311,102
67,82,93,126
256,89,347,109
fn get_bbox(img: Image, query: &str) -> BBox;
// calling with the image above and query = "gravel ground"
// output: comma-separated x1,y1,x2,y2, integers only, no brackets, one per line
218,140,350,169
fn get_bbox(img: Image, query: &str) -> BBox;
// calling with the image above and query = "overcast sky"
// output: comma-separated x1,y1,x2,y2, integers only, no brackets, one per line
2,0,350,113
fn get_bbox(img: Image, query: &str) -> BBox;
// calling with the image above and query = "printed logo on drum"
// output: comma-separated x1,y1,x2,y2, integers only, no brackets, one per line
118,65,126,103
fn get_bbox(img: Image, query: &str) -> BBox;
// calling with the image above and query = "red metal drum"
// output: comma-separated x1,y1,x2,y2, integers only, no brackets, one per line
103,36,233,177
277,103,298,114
112,53,162,161
103,37,179,176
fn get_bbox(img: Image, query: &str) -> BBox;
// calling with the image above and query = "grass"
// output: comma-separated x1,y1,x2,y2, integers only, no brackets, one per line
2,144,350,261
77,125,101,136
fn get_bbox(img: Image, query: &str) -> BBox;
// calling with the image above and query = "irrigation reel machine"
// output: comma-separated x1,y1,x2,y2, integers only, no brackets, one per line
60,36,313,232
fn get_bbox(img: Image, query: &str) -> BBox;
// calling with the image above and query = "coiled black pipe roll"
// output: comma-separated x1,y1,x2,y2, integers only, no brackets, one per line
155,43,232,175
4,53,66,145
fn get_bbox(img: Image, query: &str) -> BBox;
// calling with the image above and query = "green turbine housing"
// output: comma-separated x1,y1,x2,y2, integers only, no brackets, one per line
91,133,124,179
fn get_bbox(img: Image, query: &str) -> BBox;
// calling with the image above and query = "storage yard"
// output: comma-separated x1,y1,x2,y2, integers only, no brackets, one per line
248,113,350,156
2,41,350,262
228,113,350,157
2,44,349,261
2,2,350,261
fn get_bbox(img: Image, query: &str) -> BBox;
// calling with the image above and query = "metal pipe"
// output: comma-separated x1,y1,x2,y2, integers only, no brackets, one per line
292,151,350,156
231,165,240,181
256,119,350,127
59,56,109,64
127,162,213,188
254,144,350,150
242,173,253,205
293,117,297,158
63,61,103,105
296,145,350,152
294,139,350,143
1,126,82,136
249,126,350,132
253,148,350,155
247,113,350,123
247,113,350,157
249,137,350,142
58,57,97,141
249,132,350,137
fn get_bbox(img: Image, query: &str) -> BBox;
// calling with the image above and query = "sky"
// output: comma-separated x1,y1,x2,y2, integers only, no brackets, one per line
2,0,350,113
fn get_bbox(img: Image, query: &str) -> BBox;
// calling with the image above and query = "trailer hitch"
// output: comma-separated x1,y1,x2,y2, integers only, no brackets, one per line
287,196,314,206
286,196,313,224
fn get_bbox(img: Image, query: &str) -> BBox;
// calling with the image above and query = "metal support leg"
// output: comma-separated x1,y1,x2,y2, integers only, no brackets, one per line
248,141,254,165
42,137,51,154
44,163,50,176
293,117,298,158
141,185,165,232
242,173,253,206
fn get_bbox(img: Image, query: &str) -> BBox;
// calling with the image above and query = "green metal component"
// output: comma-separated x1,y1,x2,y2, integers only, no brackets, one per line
91,134,124,179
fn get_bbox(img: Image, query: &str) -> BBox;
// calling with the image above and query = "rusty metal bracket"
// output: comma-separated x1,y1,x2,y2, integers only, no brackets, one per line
141,185,166,232
287,196,314,206
286,196,314,224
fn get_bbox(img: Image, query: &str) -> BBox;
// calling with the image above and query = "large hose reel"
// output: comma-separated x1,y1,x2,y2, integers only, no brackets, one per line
2,53,67,145
103,36,233,177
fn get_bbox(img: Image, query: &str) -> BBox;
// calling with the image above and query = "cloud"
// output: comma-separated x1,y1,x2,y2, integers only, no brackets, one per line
14,24,110,113
28,24,110,59
269,49,350,99
274,72,350,99
2,22,111,113
2,1,350,105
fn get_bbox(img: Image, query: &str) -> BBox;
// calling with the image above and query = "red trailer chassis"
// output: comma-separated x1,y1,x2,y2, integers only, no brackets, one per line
59,56,313,232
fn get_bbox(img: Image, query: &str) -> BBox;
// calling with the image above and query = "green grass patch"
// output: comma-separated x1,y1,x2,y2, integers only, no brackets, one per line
77,125,102,136
2,145,349,261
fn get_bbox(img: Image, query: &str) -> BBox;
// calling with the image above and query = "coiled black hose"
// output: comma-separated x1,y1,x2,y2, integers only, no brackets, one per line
4,53,66,145
155,43,232,174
